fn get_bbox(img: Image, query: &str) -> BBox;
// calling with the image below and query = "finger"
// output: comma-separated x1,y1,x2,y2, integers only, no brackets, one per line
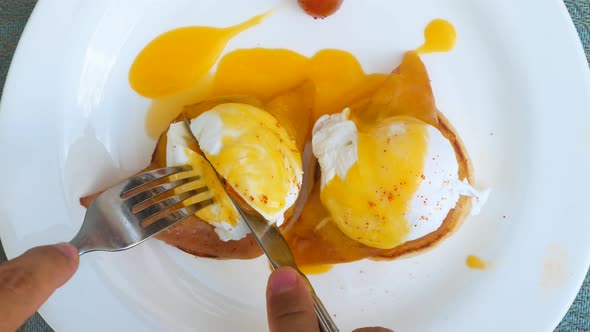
0,243,79,331
266,267,319,332
353,327,394,332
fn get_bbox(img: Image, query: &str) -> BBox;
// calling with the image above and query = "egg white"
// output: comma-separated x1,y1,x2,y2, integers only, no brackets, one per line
166,122,250,241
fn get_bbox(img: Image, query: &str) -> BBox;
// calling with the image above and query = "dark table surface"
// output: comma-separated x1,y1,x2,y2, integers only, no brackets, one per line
1,0,589,331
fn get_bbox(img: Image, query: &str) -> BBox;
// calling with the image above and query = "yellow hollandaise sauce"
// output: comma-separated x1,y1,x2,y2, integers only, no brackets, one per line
466,255,488,270
417,19,457,54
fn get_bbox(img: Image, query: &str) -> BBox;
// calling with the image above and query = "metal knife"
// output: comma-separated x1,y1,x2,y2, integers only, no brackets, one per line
183,118,339,332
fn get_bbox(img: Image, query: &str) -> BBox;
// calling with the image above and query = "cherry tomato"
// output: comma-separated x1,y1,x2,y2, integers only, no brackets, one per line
297,0,344,19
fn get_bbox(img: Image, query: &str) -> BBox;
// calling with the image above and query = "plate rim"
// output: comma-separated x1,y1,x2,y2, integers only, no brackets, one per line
1,0,589,331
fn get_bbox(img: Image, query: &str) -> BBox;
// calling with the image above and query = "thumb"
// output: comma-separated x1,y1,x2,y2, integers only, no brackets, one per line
266,267,319,332
0,243,79,331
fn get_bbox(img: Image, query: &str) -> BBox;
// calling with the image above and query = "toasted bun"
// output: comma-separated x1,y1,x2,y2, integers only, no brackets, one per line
376,111,473,260
155,215,262,259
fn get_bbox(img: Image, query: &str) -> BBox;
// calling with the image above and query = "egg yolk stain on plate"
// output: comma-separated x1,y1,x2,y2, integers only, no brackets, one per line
142,48,388,139
129,10,271,98
299,264,334,275
210,48,388,122
417,19,457,54
267,263,333,275
130,9,396,139
129,9,461,271
466,255,488,270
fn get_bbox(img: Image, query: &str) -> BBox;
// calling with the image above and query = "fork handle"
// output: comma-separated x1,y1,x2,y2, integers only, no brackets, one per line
70,236,90,255
69,230,97,255
311,291,340,332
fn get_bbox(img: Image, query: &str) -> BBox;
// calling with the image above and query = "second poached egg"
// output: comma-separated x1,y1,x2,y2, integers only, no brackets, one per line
312,109,488,249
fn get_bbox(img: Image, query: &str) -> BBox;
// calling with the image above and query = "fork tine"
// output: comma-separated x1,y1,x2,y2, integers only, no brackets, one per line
124,176,202,208
134,188,209,222
120,166,192,197
141,198,215,236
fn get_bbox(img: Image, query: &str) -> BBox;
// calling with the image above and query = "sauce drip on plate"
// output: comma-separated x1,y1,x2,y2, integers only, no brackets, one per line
466,255,488,270
129,11,270,98
139,45,387,139
299,264,334,275
417,19,457,54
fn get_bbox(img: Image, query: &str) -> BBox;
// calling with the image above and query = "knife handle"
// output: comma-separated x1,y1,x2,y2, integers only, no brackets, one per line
310,287,340,332
297,269,340,332
297,269,339,331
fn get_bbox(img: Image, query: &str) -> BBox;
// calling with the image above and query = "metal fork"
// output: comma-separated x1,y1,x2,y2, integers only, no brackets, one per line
70,165,213,255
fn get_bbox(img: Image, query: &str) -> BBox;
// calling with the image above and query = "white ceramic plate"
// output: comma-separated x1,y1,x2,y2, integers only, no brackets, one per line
1,0,589,331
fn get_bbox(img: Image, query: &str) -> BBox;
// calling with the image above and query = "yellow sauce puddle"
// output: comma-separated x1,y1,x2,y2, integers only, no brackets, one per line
140,46,387,139
131,13,455,140
267,263,333,275
144,75,212,139
129,10,272,99
466,255,488,270
299,264,334,275
417,19,456,54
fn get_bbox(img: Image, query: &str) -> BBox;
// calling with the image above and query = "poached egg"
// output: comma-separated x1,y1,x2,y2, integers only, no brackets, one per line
166,103,303,241
312,109,488,249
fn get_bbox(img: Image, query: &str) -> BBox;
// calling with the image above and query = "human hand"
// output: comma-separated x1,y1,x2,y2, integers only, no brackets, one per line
266,267,392,332
0,246,389,331
0,243,79,331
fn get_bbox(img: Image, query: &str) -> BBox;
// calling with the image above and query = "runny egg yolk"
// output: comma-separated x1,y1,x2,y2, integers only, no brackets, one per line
417,19,457,54
190,103,303,225
180,151,245,227
141,48,386,140
210,48,387,123
129,11,271,98
316,114,428,249
166,122,248,241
